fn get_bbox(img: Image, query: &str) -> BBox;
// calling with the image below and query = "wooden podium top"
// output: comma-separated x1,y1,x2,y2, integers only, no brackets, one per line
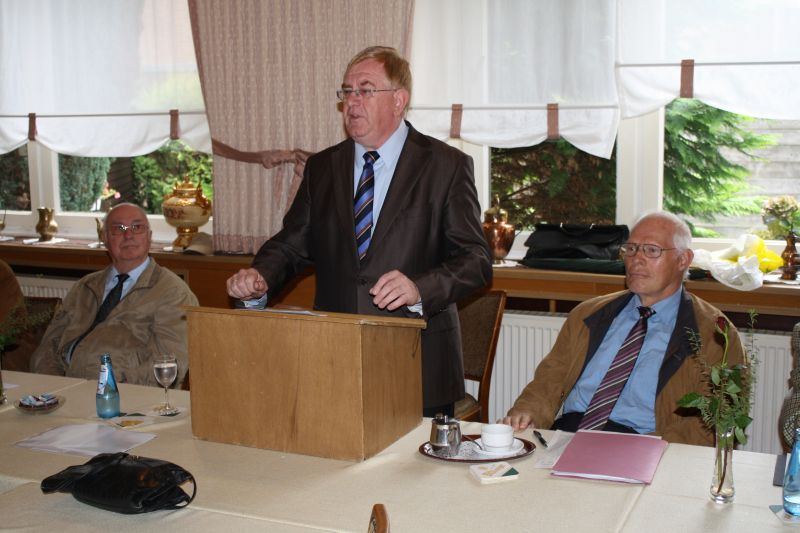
185,305,427,329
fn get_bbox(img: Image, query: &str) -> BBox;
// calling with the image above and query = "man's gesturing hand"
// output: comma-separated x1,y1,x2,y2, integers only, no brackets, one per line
226,268,268,300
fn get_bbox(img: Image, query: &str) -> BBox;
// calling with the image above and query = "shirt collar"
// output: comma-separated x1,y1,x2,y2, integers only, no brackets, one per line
628,286,683,321
110,256,150,284
354,120,409,169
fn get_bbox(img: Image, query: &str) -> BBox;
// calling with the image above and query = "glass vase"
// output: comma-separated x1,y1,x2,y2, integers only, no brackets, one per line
710,426,735,503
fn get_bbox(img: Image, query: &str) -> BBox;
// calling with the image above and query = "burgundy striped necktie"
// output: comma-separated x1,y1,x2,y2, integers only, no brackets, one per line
354,151,379,261
578,306,655,431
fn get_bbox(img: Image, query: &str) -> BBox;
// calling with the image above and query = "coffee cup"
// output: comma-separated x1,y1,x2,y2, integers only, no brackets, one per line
481,423,514,452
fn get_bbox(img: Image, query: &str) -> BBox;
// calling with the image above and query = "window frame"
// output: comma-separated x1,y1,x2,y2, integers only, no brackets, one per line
466,109,786,259
2,111,789,256
2,141,184,244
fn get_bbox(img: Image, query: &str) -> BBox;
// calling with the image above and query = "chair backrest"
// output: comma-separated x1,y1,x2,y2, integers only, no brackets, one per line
368,503,389,533
458,290,507,417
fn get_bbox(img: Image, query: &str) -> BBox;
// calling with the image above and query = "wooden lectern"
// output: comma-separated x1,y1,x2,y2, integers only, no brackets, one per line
186,306,425,461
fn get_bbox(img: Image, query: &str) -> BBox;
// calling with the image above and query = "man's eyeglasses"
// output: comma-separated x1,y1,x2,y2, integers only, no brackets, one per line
619,243,677,259
336,88,397,101
109,223,149,236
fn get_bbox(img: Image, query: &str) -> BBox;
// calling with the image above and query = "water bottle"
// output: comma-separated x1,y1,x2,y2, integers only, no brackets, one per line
784,427,800,515
96,354,120,418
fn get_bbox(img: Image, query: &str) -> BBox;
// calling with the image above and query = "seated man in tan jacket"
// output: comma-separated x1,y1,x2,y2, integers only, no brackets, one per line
31,203,198,386
502,212,745,446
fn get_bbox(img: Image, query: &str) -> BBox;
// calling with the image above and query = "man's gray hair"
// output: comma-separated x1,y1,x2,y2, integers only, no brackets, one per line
102,203,150,237
632,211,692,251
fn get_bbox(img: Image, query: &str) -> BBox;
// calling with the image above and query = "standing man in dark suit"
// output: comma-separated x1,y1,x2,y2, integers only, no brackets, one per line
227,46,492,416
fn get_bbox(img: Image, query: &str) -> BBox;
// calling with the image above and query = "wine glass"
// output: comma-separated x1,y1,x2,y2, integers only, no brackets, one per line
153,355,179,415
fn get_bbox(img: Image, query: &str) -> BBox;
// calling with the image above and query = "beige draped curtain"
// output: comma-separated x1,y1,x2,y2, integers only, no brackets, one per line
188,0,414,253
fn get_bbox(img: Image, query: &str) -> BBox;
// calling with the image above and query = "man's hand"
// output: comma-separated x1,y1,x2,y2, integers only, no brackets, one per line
226,268,268,300
370,270,421,311
499,413,534,431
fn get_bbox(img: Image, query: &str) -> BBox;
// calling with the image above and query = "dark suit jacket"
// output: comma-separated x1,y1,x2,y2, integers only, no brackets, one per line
252,123,493,407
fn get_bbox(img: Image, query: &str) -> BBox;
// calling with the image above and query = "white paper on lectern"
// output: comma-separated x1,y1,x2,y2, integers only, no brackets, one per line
15,423,156,456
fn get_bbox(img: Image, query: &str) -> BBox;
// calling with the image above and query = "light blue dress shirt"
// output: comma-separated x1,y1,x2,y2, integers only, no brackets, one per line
562,287,683,434
104,256,149,301
353,121,409,225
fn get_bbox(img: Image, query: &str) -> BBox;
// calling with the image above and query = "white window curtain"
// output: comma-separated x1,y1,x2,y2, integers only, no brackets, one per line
408,0,619,159
616,0,800,119
0,0,210,156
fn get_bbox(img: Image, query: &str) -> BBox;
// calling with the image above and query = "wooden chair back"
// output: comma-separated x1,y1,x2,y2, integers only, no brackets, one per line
454,290,507,423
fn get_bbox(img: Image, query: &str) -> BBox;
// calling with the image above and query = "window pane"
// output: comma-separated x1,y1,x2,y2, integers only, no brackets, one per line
663,99,797,239
490,140,617,230
58,141,213,214
0,146,31,211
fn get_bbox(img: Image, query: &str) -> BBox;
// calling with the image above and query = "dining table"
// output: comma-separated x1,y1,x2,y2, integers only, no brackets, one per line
0,370,788,532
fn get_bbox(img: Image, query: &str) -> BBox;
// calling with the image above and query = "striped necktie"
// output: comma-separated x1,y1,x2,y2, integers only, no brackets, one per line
354,151,379,261
578,306,655,431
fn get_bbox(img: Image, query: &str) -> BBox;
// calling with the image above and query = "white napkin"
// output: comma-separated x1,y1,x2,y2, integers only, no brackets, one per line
15,423,155,456
22,237,68,245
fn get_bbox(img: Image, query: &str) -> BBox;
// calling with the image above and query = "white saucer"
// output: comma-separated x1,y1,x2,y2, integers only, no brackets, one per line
476,438,524,457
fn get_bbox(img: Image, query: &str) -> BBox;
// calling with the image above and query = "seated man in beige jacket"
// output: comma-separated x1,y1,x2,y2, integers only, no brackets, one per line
31,203,198,386
501,212,745,446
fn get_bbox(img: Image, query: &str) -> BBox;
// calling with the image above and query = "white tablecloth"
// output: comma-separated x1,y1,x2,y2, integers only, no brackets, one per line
0,371,787,532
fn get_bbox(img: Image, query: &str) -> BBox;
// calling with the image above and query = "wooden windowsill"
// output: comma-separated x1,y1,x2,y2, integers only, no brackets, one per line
2,238,798,324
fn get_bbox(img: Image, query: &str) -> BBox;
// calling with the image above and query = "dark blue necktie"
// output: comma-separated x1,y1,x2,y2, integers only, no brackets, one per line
354,151,379,261
66,273,129,365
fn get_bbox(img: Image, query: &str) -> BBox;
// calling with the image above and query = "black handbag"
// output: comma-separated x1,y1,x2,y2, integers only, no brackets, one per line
523,223,629,261
41,452,196,514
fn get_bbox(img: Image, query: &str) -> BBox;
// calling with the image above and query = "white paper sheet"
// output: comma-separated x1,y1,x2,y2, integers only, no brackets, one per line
534,430,574,468
15,423,156,456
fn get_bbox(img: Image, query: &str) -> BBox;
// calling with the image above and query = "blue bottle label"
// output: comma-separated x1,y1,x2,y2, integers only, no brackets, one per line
97,364,109,394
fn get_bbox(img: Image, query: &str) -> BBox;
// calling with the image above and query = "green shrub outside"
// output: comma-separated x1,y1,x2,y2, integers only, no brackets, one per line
58,155,114,211
0,149,31,210
130,140,213,214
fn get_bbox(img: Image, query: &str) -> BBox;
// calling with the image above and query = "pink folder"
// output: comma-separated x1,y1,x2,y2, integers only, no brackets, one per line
551,430,668,484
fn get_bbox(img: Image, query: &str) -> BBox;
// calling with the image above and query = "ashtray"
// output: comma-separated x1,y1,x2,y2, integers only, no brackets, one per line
15,394,66,415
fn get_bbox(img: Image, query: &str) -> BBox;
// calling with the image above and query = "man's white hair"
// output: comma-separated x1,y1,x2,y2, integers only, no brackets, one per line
631,211,692,251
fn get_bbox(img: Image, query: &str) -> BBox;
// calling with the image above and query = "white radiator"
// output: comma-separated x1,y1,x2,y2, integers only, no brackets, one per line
17,276,75,299
466,311,792,455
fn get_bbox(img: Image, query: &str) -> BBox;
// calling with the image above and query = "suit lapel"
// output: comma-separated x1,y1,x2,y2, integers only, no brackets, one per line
330,140,359,262
368,126,431,252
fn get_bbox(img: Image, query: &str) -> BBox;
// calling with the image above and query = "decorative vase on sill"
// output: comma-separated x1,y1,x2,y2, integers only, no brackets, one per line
35,207,58,242
161,177,212,249
710,426,736,504
781,230,798,281
482,196,516,264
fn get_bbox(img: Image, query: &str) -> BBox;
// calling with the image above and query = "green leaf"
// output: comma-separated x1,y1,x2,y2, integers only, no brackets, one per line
711,367,721,386
726,381,741,395
735,414,752,429
677,392,703,408
734,426,747,444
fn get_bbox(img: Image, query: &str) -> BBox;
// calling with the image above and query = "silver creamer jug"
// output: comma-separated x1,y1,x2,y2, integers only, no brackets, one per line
429,413,462,457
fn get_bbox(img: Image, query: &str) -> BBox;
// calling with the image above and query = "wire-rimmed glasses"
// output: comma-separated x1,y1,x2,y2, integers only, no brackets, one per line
336,87,398,101
109,223,149,236
619,243,677,259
